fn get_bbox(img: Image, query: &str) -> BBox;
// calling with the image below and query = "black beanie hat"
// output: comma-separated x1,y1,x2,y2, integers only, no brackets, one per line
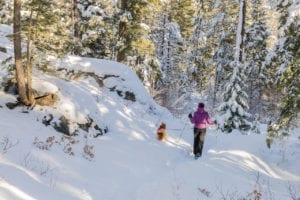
198,102,205,108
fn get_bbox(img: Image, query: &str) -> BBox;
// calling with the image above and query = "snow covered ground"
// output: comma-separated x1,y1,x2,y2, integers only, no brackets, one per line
0,24,300,200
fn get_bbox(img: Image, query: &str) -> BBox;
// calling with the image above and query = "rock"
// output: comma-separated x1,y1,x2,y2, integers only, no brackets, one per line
53,116,71,135
78,117,93,132
42,114,54,126
35,93,59,106
0,46,7,53
6,102,19,109
124,91,136,102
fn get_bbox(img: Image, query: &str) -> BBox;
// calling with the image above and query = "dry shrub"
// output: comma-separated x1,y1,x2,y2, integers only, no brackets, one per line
83,144,94,160
33,136,55,150
33,135,79,156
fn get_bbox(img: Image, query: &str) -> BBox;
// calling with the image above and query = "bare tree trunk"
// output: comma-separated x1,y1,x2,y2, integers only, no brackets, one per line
120,0,127,10
14,0,30,105
256,67,263,119
248,75,254,114
212,68,219,108
235,0,246,62
73,0,80,55
117,0,128,62
25,10,35,105
240,0,246,62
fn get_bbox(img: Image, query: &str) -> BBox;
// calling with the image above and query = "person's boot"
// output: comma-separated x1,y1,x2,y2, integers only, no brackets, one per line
194,153,201,160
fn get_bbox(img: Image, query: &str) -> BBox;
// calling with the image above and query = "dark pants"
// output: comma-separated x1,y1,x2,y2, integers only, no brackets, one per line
193,128,206,156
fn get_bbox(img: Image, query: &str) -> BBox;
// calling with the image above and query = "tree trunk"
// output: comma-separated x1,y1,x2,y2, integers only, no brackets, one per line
121,0,127,10
73,0,80,55
212,68,220,108
117,0,128,62
235,0,246,62
240,0,246,62
14,0,30,105
25,10,35,105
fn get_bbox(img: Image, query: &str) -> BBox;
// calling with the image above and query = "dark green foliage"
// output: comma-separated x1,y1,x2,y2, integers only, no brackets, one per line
170,0,196,38
244,0,270,118
266,1,299,139
270,16,299,131
218,62,252,133
22,0,71,56
277,0,292,27
0,1,12,24
277,22,300,129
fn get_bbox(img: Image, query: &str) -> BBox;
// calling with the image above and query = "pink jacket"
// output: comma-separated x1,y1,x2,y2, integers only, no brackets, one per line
190,108,214,129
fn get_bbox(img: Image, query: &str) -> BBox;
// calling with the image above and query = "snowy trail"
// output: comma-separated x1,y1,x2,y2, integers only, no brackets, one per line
1,84,300,200
134,125,300,200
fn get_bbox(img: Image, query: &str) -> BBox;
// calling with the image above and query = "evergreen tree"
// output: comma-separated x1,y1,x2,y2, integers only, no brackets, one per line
244,0,270,119
76,0,108,57
126,0,156,64
189,0,240,107
23,0,72,57
211,0,239,106
0,0,13,24
168,0,196,107
218,62,252,132
267,0,300,134
133,0,163,92
117,0,163,95
116,0,146,62
277,46,299,129
170,0,196,38
152,8,187,110
188,1,215,91
217,0,252,133
159,21,183,86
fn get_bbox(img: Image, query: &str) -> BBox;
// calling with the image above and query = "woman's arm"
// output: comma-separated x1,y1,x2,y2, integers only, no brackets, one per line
206,113,214,125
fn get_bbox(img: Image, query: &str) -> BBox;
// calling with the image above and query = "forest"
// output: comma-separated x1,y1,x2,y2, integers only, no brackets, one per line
0,0,299,137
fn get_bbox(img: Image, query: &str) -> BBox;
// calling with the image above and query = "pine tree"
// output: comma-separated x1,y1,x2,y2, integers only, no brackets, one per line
99,0,123,60
0,0,13,24
218,62,252,132
169,0,196,38
133,0,163,93
116,0,163,96
217,0,252,133
113,0,160,65
152,7,187,110
168,0,196,107
23,0,72,57
76,0,108,57
126,0,157,64
211,0,239,106
189,0,242,108
188,1,215,91
244,0,270,119
267,0,300,134
278,46,300,129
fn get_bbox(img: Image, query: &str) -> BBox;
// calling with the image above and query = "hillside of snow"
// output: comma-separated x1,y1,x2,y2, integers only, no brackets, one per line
1,24,300,200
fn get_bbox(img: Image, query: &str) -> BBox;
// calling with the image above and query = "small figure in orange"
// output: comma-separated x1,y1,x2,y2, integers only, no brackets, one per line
157,122,168,141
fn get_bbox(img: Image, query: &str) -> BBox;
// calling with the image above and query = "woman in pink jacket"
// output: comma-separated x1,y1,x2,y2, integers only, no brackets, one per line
189,102,214,159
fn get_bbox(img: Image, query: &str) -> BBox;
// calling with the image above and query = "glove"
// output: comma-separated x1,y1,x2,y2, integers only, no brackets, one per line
188,113,192,118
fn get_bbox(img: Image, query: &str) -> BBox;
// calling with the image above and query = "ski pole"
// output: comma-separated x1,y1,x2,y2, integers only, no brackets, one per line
176,122,187,144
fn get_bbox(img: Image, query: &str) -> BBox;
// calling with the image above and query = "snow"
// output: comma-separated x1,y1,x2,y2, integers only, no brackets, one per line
0,24,13,62
1,25,300,200
32,77,59,94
